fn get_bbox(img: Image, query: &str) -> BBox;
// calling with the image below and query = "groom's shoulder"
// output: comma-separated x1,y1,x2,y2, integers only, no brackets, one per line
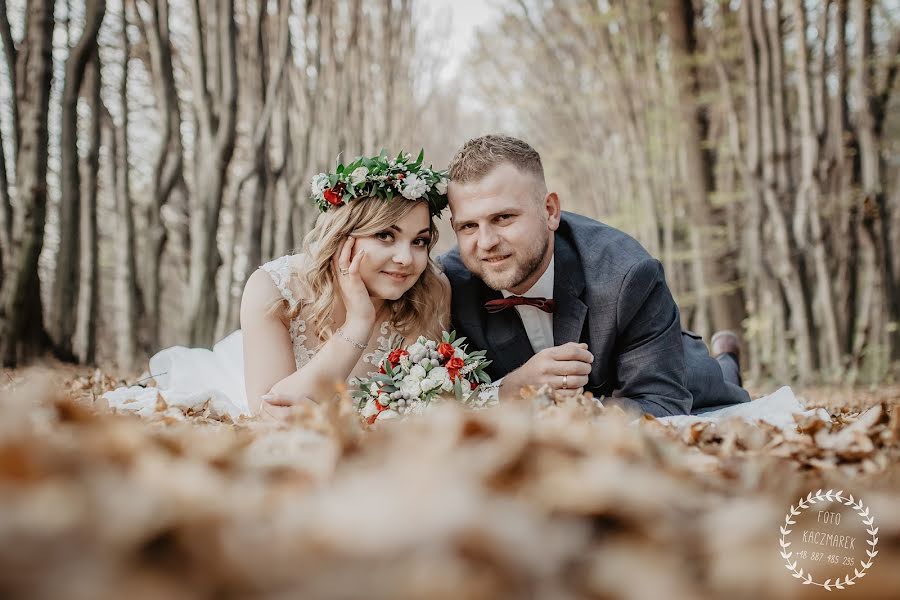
437,247,477,285
560,212,652,265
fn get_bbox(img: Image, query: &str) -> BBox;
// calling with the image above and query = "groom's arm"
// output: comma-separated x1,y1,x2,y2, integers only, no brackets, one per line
608,258,692,417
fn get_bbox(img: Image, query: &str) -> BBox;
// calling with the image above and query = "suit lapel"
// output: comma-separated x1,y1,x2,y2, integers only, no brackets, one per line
552,235,588,346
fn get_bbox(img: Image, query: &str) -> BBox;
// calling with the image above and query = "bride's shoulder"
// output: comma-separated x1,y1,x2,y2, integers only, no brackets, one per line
255,253,313,306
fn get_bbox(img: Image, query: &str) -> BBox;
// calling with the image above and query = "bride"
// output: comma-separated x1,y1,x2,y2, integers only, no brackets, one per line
104,151,451,420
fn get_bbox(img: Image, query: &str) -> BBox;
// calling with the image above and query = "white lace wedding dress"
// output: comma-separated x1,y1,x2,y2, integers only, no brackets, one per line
103,254,405,420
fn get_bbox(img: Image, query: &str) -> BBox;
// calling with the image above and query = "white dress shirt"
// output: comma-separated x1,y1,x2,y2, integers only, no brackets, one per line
501,256,555,353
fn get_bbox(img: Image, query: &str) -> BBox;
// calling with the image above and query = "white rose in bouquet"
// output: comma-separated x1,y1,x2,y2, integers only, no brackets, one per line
409,364,427,380
419,377,441,393
377,409,401,421
400,375,422,398
427,366,454,392
361,398,380,419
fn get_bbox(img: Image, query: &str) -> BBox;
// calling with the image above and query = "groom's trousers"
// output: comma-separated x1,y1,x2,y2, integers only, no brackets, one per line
715,352,742,388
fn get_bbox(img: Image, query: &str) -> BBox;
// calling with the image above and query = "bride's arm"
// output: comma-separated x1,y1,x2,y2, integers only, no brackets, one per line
240,269,298,415
241,267,375,413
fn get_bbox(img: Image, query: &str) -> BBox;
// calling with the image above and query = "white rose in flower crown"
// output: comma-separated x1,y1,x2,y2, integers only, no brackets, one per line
349,166,369,185
409,364,427,380
400,174,427,200
435,177,448,195
310,173,329,196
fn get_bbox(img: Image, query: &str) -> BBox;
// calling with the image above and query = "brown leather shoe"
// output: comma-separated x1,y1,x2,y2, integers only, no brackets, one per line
710,330,741,361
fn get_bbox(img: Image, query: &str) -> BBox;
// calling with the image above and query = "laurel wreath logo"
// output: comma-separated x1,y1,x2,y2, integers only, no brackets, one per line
779,489,878,592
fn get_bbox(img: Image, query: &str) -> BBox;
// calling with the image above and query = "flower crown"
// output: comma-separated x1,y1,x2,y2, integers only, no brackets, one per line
310,150,449,216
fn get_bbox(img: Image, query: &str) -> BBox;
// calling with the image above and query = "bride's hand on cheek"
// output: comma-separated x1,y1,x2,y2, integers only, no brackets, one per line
334,236,376,327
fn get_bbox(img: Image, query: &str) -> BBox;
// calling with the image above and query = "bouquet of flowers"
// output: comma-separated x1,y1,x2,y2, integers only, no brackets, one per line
352,331,494,424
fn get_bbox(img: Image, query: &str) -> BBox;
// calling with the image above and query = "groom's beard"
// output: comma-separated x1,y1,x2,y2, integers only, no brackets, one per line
465,234,550,292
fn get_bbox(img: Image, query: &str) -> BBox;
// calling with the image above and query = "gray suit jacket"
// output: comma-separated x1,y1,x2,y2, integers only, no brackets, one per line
439,212,750,417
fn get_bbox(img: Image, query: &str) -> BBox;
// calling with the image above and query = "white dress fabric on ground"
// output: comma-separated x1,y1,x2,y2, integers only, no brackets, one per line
656,386,829,430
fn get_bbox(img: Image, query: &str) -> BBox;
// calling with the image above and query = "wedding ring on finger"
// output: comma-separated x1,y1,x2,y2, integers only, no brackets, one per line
340,267,350,276
562,374,568,390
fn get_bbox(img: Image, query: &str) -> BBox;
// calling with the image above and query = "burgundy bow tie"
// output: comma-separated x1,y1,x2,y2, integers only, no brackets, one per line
484,296,556,314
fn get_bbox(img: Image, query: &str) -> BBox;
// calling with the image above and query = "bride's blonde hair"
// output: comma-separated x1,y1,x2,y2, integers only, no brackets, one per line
277,196,447,342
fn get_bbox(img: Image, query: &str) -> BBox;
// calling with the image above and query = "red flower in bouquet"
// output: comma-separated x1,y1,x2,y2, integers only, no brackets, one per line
437,342,455,360
388,348,409,365
446,356,465,380
367,394,390,424
323,183,346,207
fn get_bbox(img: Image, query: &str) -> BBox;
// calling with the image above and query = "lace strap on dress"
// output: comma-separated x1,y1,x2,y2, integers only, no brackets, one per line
261,255,300,309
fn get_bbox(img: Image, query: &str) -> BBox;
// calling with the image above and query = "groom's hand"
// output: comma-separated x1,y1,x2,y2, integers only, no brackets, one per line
499,342,593,401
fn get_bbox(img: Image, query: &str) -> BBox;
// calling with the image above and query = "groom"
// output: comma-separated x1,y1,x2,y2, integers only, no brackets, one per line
439,134,750,417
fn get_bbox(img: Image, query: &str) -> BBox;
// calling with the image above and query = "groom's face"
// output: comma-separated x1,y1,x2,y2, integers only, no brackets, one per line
448,163,560,294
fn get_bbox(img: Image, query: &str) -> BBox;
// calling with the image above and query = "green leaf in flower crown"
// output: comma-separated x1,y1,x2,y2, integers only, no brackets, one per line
412,149,424,168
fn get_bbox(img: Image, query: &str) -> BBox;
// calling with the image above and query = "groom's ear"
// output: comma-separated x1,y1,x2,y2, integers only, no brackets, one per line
544,192,561,231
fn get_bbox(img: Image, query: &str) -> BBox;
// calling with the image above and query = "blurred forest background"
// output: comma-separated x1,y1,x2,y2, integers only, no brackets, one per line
0,0,897,387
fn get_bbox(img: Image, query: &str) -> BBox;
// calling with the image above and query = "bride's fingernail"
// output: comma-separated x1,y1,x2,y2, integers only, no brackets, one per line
260,393,275,401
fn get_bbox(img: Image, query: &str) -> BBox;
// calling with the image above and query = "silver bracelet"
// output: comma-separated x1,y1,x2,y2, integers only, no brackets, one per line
335,327,367,350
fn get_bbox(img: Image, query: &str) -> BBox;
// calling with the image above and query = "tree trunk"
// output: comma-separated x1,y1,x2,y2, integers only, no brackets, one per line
186,0,238,346
750,0,816,380
51,0,105,359
109,4,140,371
790,0,842,376
138,0,185,352
666,0,746,335
74,49,101,364
0,0,55,366
851,0,899,362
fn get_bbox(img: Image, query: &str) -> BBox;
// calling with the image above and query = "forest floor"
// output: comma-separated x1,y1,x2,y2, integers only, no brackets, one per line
1,361,898,599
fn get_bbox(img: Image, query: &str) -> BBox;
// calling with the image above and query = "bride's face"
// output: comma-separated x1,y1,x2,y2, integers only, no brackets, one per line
352,202,432,301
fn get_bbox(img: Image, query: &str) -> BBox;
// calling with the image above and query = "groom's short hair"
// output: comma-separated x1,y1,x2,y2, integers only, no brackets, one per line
449,134,545,186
